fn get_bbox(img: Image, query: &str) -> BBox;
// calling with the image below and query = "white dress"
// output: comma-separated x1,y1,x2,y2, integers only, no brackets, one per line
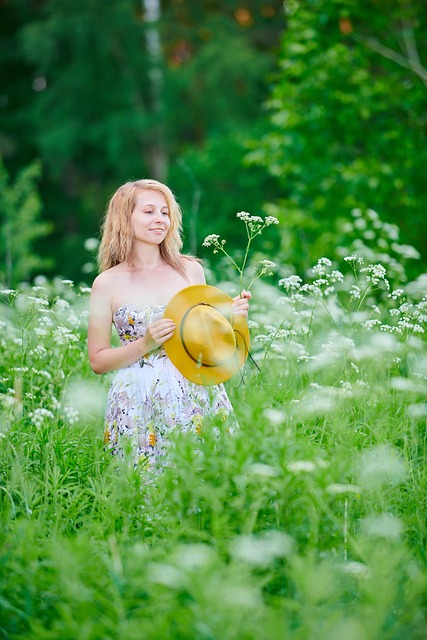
104,304,235,464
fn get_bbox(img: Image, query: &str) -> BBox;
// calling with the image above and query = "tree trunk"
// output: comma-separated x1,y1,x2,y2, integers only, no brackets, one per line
143,0,167,181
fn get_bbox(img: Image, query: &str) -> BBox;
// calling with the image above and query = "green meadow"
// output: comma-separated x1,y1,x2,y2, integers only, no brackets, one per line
1,209,427,639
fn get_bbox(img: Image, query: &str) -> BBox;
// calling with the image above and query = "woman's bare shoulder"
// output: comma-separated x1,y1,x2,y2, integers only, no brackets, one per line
91,264,127,292
181,255,206,284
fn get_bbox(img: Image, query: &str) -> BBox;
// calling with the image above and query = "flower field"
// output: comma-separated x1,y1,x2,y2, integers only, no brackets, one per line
1,228,427,638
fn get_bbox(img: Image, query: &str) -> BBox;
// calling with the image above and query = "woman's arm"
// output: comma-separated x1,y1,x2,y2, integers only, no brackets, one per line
87,273,175,374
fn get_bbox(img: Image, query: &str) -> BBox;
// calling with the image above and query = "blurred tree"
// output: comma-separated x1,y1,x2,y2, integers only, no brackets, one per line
0,159,51,286
0,0,284,280
247,0,427,274
168,127,281,274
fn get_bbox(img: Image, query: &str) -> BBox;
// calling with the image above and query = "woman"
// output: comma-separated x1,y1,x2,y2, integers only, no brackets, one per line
88,179,250,465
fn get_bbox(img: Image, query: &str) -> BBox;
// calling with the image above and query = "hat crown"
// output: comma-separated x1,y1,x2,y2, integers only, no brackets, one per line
164,284,250,385
181,304,236,367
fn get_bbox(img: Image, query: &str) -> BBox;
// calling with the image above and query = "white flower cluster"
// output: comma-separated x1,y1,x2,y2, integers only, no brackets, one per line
29,407,55,427
236,211,279,232
279,275,302,291
255,260,276,277
0,289,18,296
62,405,80,425
360,263,390,288
202,233,221,247
27,296,50,307
54,326,79,345
259,259,276,269
311,257,332,276
388,289,404,301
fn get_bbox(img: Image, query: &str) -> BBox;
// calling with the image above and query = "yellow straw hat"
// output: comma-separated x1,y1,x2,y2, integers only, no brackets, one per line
164,284,250,385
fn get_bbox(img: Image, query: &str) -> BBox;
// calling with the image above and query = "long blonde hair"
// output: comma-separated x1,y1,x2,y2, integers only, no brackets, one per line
98,179,186,274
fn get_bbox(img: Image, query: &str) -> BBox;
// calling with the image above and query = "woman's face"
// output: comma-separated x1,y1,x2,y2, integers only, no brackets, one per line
130,189,171,246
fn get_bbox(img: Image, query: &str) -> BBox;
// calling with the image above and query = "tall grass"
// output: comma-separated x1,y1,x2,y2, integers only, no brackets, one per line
1,236,427,638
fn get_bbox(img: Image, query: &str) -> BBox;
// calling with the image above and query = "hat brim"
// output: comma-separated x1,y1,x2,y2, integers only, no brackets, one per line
164,284,250,385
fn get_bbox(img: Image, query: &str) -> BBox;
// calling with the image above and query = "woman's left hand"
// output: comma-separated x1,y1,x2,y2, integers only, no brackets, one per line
232,289,252,317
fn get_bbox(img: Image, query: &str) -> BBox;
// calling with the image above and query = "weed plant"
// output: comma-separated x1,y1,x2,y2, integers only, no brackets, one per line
0,215,427,638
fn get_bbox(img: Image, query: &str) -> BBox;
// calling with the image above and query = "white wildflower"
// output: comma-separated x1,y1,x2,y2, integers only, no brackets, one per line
265,216,279,225
29,344,47,357
388,289,404,300
54,326,79,344
361,263,389,288
340,561,370,578
311,257,332,276
382,222,399,241
326,483,361,495
259,259,276,269
29,407,55,427
82,262,95,274
330,270,344,283
33,369,52,379
391,243,420,260
279,275,302,291
361,319,382,330
0,289,18,295
363,230,375,240
27,296,49,307
263,408,286,425
287,460,317,473
344,255,364,265
366,208,379,221
350,285,361,299
84,237,99,251
354,218,367,230
236,211,251,221
247,463,278,477
247,320,259,329
230,532,293,567
202,234,221,247
361,513,403,540
55,298,70,311
62,405,80,425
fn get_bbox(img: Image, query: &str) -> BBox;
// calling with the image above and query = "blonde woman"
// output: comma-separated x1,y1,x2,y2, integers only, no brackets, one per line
88,179,250,465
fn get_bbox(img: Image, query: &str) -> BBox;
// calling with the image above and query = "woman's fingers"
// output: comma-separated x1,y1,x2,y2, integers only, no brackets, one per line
232,295,251,317
146,319,175,346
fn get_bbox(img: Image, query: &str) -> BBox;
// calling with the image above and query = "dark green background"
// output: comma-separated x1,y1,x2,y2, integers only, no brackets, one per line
1,0,426,285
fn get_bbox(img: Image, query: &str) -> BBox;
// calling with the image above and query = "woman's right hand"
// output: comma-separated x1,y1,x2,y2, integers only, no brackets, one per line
143,318,175,353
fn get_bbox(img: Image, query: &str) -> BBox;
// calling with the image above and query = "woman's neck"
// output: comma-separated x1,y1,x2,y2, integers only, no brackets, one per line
128,245,164,271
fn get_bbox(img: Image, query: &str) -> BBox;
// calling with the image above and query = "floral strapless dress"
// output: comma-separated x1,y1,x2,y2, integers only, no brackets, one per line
104,304,235,465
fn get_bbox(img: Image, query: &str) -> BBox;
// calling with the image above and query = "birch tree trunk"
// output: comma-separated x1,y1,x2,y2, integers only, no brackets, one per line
143,0,167,180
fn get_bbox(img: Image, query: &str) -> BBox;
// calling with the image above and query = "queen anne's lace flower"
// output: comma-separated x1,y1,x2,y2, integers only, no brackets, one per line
265,216,279,225
202,234,220,247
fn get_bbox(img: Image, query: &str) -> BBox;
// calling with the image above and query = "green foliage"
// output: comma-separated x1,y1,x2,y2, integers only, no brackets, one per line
0,0,284,280
168,129,282,267
0,159,51,286
247,0,427,273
